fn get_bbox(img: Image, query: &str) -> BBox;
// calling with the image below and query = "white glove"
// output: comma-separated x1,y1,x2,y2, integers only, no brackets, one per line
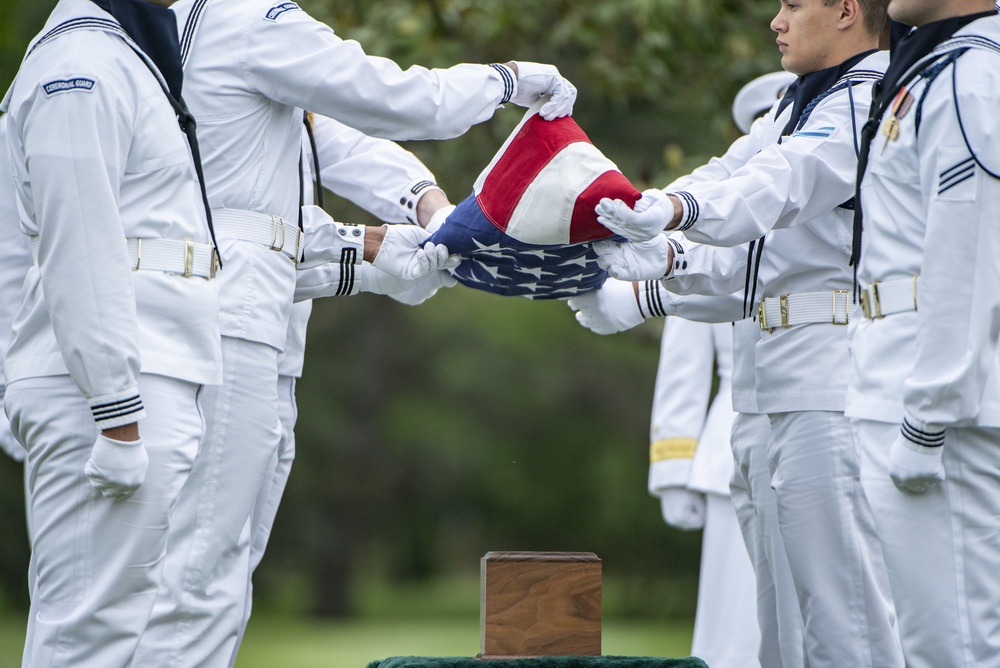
360,263,458,306
593,235,673,282
84,434,148,499
509,61,577,120
371,225,453,280
657,488,706,531
595,188,677,242
424,204,455,234
889,432,945,494
566,278,643,335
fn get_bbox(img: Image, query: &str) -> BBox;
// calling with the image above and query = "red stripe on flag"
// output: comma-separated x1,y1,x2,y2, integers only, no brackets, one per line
476,114,591,232
569,171,641,244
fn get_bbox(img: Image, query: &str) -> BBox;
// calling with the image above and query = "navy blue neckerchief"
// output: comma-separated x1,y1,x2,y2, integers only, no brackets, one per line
90,0,183,100
779,50,876,138
850,10,997,278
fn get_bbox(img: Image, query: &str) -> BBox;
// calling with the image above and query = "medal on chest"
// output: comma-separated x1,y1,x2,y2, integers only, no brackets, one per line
881,86,915,154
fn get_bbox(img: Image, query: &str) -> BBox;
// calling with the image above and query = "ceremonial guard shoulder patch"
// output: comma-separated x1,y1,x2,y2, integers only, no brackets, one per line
264,2,300,21
42,78,96,96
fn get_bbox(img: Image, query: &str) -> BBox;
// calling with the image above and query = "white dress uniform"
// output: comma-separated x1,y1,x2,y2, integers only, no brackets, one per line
0,115,31,465
0,1,222,665
648,318,760,668
135,2,543,665
849,16,1000,668
232,112,443,664
659,51,903,668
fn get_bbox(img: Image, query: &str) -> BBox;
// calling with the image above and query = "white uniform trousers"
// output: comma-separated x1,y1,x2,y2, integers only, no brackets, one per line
767,410,902,668
134,336,281,668
856,419,1000,668
5,373,202,668
230,374,298,666
729,412,803,668
691,492,761,668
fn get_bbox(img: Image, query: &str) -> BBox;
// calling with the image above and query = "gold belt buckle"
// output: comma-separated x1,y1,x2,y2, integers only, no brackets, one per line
183,240,194,278
872,281,883,318
133,238,142,271
758,301,767,331
779,294,790,328
270,215,285,253
210,248,219,279
832,289,849,325
292,227,302,265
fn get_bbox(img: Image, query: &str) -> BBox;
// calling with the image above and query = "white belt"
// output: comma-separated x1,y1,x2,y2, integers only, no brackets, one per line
31,236,218,279
759,290,851,331
212,209,301,263
860,276,918,319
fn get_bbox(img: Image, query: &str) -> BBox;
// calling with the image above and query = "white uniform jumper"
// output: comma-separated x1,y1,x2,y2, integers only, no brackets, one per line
849,17,1000,668
1,1,222,665
656,51,902,668
648,319,760,668
136,2,526,665
233,112,442,664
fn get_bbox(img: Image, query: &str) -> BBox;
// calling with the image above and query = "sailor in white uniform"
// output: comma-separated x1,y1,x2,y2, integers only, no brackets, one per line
1,0,223,665
232,111,457,663
588,1,903,665
133,2,576,665
848,3,1000,666
570,71,805,668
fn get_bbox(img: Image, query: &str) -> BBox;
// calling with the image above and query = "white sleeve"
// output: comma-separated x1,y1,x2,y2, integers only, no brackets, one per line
243,6,510,140
310,113,439,225
648,318,714,493
903,56,1000,430
676,86,869,247
665,292,747,324
9,67,145,429
0,116,33,391
662,235,750,297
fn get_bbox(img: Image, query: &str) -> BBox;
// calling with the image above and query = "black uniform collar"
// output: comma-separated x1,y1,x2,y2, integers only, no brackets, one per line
879,10,996,106
90,0,183,100
778,49,877,137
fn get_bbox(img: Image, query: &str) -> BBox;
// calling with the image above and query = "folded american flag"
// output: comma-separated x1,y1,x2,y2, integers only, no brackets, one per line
426,106,641,299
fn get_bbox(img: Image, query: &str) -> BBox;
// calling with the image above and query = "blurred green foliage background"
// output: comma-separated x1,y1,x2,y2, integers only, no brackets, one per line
0,0,781,627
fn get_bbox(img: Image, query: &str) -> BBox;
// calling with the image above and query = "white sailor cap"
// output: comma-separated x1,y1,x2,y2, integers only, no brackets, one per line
731,70,797,134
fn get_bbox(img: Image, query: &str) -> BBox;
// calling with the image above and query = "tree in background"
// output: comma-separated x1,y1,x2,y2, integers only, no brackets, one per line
0,0,780,619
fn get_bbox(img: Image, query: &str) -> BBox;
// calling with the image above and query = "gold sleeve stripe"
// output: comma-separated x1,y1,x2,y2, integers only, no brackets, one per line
649,437,698,463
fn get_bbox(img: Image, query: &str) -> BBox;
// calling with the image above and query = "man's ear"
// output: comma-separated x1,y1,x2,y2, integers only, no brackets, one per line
839,0,863,30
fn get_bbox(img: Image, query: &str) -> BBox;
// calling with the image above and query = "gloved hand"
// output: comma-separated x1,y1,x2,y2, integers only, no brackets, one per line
360,264,458,306
566,278,643,334
424,204,455,234
593,234,674,282
657,487,706,531
371,225,456,280
595,188,677,242
84,434,149,499
889,431,945,494
509,61,577,120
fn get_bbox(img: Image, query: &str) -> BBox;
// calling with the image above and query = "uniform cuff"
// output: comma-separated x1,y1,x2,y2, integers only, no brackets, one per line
637,280,668,319
901,413,945,448
666,191,699,231
663,237,687,279
489,63,516,104
648,458,693,495
398,179,444,225
89,389,146,430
